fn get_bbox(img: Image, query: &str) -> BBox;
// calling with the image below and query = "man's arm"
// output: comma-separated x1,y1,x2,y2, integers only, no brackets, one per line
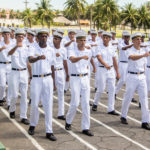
8,45,18,55
63,60,69,81
129,52,150,60
64,40,74,47
51,65,56,91
28,55,46,63
97,54,111,70
122,44,133,50
69,55,88,63
113,57,120,80
0,46,6,52
90,57,96,73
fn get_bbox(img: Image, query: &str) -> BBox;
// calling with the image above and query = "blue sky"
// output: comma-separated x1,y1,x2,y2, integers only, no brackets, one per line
0,0,149,11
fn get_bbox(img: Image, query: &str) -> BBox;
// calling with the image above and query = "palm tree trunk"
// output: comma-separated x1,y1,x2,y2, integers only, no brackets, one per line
77,12,81,29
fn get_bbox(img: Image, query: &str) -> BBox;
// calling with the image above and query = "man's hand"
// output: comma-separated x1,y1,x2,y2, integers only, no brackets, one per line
82,55,89,60
2,46,6,50
38,55,46,60
144,52,150,57
66,75,69,81
116,73,120,80
56,53,60,57
104,64,111,70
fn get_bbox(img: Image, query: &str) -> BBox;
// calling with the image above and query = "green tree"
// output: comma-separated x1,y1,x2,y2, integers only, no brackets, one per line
93,0,119,30
138,5,150,33
121,3,139,33
9,9,15,19
22,8,35,28
64,0,87,29
1,9,6,18
36,0,54,28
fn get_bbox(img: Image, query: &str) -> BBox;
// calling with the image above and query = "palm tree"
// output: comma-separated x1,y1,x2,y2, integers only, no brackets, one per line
64,0,87,29
138,5,150,33
121,3,139,33
1,9,6,18
22,8,35,28
15,10,22,19
93,0,118,30
36,0,54,28
9,9,15,19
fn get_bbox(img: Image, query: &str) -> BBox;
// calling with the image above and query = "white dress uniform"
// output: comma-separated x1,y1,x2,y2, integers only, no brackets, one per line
93,43,116,112
53,45,67,117
146,47,150,92
9,44,30,119
110,39,119,62
0,41,13,105
87,40,99,88
121,46,150,123
115,41,131,95
66,46,92,130
63,36,76,91
29,44,56,133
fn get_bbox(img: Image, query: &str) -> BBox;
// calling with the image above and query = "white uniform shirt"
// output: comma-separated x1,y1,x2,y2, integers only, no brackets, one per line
68,47,92,74
127,46,147,73
118,41,131,62
29,44,56,75
11,44,30,69
97,44,116,66
51,45,67,69
87,40,98,57
0,41,13,62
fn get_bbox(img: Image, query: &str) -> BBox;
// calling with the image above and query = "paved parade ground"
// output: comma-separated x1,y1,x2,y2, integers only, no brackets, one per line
1,73,150,150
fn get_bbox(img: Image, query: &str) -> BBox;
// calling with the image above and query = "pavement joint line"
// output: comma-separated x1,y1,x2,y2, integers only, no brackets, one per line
0,107,45,150
89,98,141,124
56,96,150,150
38,106,97,150
19,93,97,150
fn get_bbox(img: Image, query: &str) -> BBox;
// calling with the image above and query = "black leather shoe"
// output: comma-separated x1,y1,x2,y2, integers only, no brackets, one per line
64,90,67,93
10,111,15,119
29,99,31,105
57,115,66,120
95,88,97,92
82,130,94,136
28,126,35,135
21,118,30,125
108,110,119,116
115,94,117,100
141,123,150,130
0,100,4,106
120,117,128,124
7,105,10,110
131,98,137,103
46,133,57,141
139,103,141,108
92,104,97,111
65,122,71,130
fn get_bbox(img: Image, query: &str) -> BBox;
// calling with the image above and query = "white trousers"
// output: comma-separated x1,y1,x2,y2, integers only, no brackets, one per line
121,74,150,123
30,76,54,133
55,69,65,116
66,76,90,130
115,62,128,94
0,64,11,105
93,67,116,112
146,67,150,92
9,70,28,119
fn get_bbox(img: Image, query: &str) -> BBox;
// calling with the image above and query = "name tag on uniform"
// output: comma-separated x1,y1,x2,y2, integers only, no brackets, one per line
35,54,40,56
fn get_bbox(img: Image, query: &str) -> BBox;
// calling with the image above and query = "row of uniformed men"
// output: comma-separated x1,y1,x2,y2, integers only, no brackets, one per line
0,27,150,142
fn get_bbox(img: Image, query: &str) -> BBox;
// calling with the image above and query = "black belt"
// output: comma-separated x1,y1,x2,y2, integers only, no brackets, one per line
128,71,144,75
71,73,88,77
99,65,113,68
0,62,11,64
12,68,26,71
120,61,128,63
147,66,150,68
54,68,63,71
92,56,96,58
32,73,52,78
